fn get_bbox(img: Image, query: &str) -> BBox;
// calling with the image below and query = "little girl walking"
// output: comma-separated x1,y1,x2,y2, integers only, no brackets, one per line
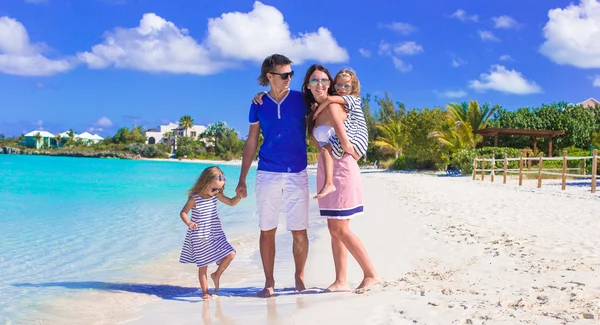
179,166,241,300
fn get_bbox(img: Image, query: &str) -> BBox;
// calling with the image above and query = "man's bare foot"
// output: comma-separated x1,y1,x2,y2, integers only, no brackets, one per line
314,184,336,199
295,276,306,292
355,276,382,291
323,281,350,292
210,272,220,292
257,287,274,298
202,293,211,300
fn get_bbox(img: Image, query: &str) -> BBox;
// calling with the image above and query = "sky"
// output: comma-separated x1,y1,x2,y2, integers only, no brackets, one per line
1,0,599,138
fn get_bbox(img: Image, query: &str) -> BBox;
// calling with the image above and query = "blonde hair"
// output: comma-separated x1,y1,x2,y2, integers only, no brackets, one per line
334,68,361,97
188,166,225,196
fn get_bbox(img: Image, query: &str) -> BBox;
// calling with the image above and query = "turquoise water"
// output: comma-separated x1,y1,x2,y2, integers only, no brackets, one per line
0,155,320,322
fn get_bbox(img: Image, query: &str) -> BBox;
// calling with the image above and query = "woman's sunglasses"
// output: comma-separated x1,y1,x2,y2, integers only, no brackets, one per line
270,71,294,80
309,78,331,87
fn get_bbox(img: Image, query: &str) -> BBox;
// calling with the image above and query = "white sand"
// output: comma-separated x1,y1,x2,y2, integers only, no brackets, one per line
24,172,600,324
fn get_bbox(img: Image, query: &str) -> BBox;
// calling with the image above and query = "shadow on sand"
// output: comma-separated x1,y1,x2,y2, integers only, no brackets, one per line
12,281,327,301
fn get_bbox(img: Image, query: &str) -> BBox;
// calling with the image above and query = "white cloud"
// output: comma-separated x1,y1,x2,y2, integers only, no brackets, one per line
499,54,513,61
0,16,75,76
379,22,416,35
79,2,348,75
492,15,520,29
88,127,104,133
358,48,371,58
95,117,113,127
450,9,479,22
451,55,467,67
593,75,600,87
478,30,500,42
436,90,468,98
378,41,391,55
32,119,43,126
205,1,347,63
393,41,423,55
539,0,600,68
392,57,412,72
468,65,542,95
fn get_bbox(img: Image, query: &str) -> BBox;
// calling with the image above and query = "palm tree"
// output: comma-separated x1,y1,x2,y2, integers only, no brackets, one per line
446,100,498,131
429,114,477,153
34,132,42,149
68,129,75,141
179,115,194,137
54,134,62,148
372,120,406,159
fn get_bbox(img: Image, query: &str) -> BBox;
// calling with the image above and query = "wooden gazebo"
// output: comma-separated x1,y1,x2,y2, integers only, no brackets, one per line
474,128,565,157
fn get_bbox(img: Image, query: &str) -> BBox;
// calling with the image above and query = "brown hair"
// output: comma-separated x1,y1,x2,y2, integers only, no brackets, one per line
301,64,335,136
257,54,293,87
334,68,361,97
188,166,224,196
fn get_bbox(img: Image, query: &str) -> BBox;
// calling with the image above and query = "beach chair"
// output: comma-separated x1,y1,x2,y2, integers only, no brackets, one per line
445,169,462,176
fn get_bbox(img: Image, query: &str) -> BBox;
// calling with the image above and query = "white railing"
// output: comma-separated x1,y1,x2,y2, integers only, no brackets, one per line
472,149,598,193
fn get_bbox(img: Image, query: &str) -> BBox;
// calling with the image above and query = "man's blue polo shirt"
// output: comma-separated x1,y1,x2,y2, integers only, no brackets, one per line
249,90,307,173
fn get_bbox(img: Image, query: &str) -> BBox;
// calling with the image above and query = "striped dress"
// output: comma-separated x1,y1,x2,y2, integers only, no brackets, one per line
179,194,235,267
328,95,369,159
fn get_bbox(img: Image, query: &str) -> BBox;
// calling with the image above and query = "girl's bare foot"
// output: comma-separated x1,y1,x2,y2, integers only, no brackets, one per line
324,281,350,292
210,272,220,292
257,286,274,298
314,184,336,199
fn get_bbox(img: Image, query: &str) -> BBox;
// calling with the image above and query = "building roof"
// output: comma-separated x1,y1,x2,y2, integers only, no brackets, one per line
92,134,104,140
76,132,95,139
474,128,565,137
24,130,55,137
579,98,600,107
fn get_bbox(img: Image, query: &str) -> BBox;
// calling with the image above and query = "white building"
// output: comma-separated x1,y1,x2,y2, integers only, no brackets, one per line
144,122,207,144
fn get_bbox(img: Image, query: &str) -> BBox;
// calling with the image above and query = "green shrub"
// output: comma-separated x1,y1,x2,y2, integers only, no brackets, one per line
391,156,417,170
451,147,522,174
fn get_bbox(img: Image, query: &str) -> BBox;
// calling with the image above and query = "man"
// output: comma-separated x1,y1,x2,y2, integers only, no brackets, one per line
235,54,309,298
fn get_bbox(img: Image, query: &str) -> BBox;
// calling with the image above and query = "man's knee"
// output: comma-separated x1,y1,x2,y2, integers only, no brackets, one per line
260,228,277,240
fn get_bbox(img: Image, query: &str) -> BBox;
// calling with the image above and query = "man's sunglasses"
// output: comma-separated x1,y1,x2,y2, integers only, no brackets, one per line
270,71,294,80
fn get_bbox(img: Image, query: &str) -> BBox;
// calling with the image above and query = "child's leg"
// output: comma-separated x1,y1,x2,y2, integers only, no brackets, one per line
315,144,336,199
211,251,236,292
198,266,210,299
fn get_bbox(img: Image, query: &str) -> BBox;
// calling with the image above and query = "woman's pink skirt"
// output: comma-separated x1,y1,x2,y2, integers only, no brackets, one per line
316,152,364,219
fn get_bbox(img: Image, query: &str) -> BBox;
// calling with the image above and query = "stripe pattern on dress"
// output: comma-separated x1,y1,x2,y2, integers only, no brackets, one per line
328,95,369,159
179,195,235,267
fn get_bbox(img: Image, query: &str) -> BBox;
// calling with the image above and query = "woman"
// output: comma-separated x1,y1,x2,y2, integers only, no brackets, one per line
302,64,381,291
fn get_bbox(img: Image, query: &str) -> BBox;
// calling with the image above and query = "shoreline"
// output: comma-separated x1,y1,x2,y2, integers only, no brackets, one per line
11,171,600,324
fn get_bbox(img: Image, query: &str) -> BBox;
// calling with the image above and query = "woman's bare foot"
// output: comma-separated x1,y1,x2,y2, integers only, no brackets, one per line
202,293,211,300
257,287,274,298
210,272,220,292
355,276,381,292
314,184,336,199
324,281,350,292
295,276,306,292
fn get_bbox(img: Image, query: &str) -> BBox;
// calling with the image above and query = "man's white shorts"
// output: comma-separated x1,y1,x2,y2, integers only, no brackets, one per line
255,169,309,231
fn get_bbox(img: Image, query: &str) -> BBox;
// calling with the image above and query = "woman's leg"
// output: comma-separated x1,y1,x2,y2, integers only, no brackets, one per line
327,219,381,290
211,251,236,292
199,266,211,299
325,225,350,292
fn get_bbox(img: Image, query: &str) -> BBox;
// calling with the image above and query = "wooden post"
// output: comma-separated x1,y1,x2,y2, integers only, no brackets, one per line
481,156,485,181
503,156,508,184
592,149,597,194
473,156,478,181
537,152,543,188
491,154,495,182
519,152,524,186
561,150,567,191
527,151,532,170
